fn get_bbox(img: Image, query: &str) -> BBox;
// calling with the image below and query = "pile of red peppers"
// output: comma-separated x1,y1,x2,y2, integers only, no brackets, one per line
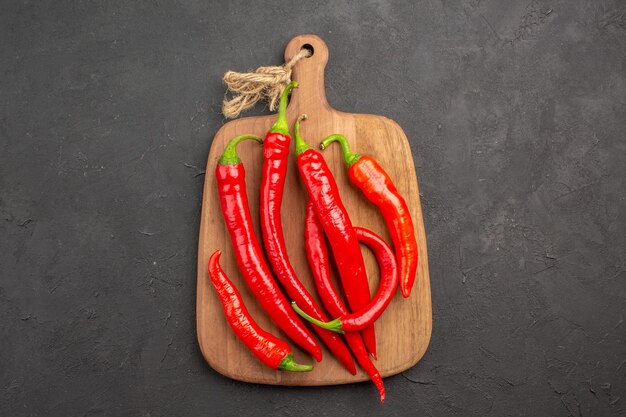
207,82,419,403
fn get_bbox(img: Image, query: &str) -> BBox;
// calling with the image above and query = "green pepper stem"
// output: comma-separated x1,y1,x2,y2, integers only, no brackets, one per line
218,135,263,165
294,114,313,155
278,353,313,372
269,81,298,135
291,302,344,333
319,134,361,167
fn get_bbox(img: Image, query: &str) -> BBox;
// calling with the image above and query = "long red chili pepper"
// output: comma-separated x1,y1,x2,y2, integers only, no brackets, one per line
293,225,398,333
320,134,418,298
216,134,322,361
293,115,377,359
208,250,313,371
301,202,385,403
260,83,356,374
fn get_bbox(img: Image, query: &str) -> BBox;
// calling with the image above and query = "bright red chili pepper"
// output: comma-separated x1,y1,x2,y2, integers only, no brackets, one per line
320,134,419,298
216,134,322,361
260,83,356,374
293,115,377,359
208,250,313,372
301,202,385,403
294,224,398,333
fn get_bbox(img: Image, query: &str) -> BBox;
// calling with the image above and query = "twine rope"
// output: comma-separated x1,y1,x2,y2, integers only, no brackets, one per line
221,48,311,119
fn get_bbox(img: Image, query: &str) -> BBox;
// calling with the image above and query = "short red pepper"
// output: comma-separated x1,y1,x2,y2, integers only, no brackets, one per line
320,134,419,298
208,250,313,372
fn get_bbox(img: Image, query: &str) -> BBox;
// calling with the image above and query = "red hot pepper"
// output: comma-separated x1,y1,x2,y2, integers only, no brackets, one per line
294,224,398,333
293,115,377,359
216,134,322,361
260,83,356,374
320,134,419,298
208,250,313,372
302,202,385,403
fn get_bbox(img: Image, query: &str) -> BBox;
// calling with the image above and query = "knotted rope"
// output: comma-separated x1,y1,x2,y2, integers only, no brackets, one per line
221,48,311,119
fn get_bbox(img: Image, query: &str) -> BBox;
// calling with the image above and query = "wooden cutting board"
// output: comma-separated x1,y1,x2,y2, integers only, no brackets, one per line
196,34,431,385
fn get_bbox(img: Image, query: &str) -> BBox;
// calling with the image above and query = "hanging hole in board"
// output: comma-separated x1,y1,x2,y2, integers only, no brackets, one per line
301,44,314,57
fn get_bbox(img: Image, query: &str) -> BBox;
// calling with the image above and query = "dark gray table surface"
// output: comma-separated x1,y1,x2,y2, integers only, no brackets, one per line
1,1,624,416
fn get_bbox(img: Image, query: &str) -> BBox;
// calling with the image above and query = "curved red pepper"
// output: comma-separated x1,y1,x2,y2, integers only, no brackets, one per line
293,115,377,359
302,202,385,403
320,134,418,298
208,250,312,372
294,225,398,333
260,83,356,374
216,134,322,361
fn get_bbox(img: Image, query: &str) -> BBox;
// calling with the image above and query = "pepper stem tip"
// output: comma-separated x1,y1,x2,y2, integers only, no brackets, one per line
319,134,361,167
278,353,313,372
269,81,298,135
293,115,312,155
291,302,344,333
218,134,263,165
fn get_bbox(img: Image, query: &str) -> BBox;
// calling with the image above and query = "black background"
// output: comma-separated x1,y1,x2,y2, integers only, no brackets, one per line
1,1,625,416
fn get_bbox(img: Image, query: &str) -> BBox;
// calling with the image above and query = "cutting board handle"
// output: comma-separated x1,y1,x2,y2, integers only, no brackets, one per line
285,34,332,116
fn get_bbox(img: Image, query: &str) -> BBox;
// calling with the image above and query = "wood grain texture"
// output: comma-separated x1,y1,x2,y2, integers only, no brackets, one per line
196,34,432,385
